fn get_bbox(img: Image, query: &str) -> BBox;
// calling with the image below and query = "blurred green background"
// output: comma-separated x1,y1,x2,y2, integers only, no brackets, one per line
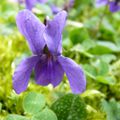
0,0,120,120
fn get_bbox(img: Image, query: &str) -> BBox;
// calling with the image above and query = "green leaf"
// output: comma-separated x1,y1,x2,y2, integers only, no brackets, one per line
70,28,89,44
51,94,87,120
99,54,116,63
101,99,120,120
84,64,97,78
95,60,109,76
23,92,46,114
32,108,58,120
82,39,96,51
89,41,120,55
6,115,28,120
102,18,115,33
89,45,112,54
97,41,120,52
96,76,116,85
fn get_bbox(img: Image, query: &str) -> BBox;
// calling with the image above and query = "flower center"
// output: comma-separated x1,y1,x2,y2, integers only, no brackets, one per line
115,0,120,5
43,45,51,59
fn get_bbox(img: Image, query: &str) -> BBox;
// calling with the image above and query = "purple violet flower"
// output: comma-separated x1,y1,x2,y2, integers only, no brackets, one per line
50,4,61,14
50,0,75,14
25,0,47,10
13,9,86,94
17,0,47,10
96,0,120,12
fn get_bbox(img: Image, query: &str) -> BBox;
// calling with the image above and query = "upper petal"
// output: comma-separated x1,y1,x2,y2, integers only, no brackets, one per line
25,0,37,10
58,56,86,94
16,9,45,55
44,10,67,55
34,55,64,87
50,4,61,14
13,56,40,94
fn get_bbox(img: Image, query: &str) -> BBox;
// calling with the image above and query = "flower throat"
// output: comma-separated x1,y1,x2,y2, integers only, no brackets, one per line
43,45,51,58
115,0,120,5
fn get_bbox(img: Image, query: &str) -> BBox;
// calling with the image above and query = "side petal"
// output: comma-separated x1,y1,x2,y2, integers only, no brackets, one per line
16,9,45,55
44,10,67,55
34,55,64,87
13,56,40,94
58,56,86,94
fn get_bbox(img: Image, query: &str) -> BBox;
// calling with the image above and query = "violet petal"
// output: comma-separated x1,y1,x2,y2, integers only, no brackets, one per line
13,56,40,94
109,2,120,12
25,0,37,10
58,55,86,94
44,10,67,55
16,9,45,55
34,55,64,87
50,4,61,14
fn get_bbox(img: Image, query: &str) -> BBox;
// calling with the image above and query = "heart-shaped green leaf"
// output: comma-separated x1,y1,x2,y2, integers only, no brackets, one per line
23,92,46,114
51,94,87,120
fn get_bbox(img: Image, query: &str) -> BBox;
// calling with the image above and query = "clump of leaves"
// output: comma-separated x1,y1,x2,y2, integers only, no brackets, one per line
6,92,58,120
6,93,88,120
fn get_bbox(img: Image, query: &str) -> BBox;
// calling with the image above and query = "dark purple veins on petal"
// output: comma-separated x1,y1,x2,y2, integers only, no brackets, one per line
34,54,64,87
